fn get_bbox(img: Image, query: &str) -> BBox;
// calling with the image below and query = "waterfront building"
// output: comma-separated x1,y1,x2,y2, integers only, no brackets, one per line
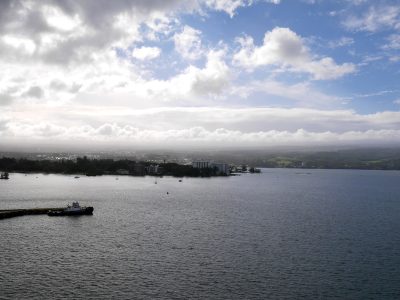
211,163,230,175
192,161,230,175
192,161,211,169
116,169,129,175
132,164,145,176
146,164,160,175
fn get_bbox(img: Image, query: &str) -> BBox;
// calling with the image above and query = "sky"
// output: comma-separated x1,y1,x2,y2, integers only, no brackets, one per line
0,0,400,150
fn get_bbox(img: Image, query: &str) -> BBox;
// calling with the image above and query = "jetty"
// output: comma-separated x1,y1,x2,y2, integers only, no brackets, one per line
0,207,64,220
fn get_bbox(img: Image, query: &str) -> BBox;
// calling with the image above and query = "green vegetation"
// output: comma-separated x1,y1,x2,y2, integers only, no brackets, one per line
0,156,221,177
254,149,400,170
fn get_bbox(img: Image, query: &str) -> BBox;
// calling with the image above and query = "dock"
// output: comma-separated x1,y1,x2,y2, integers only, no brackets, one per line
0,208,64,220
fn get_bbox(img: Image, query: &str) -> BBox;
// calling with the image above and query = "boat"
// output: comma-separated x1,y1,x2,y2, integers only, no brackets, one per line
0,172,9,180
48,202,94,216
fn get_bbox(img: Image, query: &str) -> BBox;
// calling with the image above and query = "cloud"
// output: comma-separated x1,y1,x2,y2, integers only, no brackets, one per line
389,56,400,62
3,103,400,147
383,34,400,50
0,0,239,110
4,121,400,148
24,86,44,99
344,5,400,32
0,1,222,66
5,105,400,135
230,80,341,107
328,37,354,48
173,25,204,60
0,112,10,133
0,94,13,106
201,0,282,18
233,27,355,80
137,48,230,102
189,49,230,96
204,0,249,17
0,0,255,65
132,46,161,60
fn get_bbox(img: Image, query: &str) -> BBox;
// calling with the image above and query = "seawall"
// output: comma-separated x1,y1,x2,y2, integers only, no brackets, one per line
0,208,64,220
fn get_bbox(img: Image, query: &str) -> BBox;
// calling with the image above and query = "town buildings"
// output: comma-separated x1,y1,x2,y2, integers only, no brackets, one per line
192,161,230,175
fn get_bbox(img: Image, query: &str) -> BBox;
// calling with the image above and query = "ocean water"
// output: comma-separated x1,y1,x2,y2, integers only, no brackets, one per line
1,169,400,299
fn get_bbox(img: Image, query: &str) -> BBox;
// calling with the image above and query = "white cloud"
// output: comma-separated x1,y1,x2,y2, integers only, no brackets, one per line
4,105,400,138
233,27,355,80
344,5,400,32
389,56,400,62
383,34,400,50
199,0,281,18
230,80,341,107
344,0,367,5
0,1,248,66
141,48,230,102
42,5,82,32
132,46,161,60
0,94,13,106
2,35,37,55
204,0,249,17
328,37,354,48
173,26,204,60
3,111,400,148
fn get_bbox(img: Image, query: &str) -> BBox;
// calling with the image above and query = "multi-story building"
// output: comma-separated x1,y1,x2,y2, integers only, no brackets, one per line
192,161,230,175
192,161,211,169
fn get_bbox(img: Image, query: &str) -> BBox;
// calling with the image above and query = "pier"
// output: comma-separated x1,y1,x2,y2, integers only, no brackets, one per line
0,207,64,220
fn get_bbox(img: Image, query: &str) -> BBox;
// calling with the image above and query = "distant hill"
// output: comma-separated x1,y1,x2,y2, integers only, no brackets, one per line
1,147,400,170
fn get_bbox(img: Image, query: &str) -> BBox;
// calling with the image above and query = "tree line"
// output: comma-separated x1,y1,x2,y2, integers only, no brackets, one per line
0,156,221,177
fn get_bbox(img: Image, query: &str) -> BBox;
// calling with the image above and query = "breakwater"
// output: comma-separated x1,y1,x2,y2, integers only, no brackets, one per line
0,208,63,220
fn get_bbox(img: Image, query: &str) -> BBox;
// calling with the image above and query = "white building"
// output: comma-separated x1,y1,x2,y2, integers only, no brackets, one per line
192,161,230,175
211,163,230,175
146,164,160,175
192,161,211,169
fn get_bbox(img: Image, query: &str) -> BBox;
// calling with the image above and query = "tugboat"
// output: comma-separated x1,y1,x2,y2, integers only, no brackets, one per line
0,172,9,180
48,202,94,216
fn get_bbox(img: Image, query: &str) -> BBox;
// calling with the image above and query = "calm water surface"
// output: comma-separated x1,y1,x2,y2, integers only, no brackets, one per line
1,169,400,299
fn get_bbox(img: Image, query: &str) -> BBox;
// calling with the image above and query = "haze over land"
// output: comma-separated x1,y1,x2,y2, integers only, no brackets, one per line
1,0,400,150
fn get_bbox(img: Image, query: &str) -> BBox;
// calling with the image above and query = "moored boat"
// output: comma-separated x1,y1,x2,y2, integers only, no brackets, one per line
0,172,9,180
48,202,94,216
